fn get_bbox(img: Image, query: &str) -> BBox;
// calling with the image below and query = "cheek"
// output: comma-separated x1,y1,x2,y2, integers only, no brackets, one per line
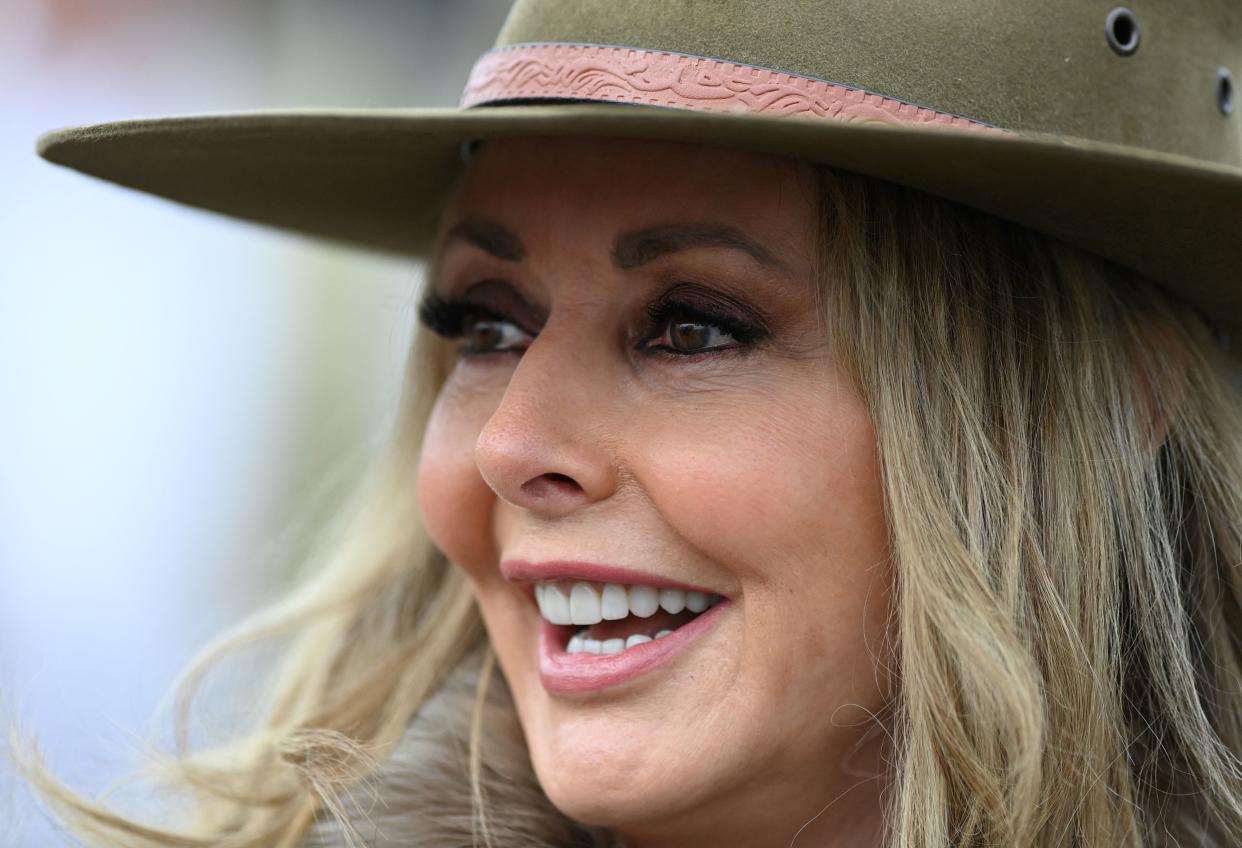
634,378,892,690
416,387,498,577
638,384,886,577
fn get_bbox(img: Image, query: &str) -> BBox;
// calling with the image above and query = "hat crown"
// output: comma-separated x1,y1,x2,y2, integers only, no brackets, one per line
495,0,1242,166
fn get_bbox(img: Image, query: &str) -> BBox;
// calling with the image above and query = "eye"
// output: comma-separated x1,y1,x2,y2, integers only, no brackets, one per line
418,287,769,362
647,310,742,356
417,291,533,356
640,294,766,359
460,316,531,355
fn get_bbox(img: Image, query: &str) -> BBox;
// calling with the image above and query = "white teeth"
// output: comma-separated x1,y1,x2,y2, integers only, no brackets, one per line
564,628,659,655
658,588,686,614
563,625,692,654
600,583,629,620
569,582,602,625
627,585,660,618
600,638,626,654
538,584,572,625
535,580,725,626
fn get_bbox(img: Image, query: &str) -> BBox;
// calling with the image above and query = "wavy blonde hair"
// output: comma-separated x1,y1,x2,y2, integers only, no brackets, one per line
14,162,1242,847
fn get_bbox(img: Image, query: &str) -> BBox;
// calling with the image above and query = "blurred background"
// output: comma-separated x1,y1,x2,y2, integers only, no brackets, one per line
0,2,511,844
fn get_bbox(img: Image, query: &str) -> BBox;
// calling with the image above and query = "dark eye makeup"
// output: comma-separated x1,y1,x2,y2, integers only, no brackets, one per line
417,282,773,361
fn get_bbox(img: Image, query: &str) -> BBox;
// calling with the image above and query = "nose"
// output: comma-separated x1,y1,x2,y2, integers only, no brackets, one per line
473,324,620,518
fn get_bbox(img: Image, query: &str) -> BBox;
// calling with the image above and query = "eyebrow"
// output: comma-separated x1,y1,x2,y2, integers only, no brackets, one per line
441,217,785,271
612,223,786,271
442,218,526,262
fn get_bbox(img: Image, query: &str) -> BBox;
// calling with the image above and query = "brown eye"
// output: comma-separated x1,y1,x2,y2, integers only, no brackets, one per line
467,321,502,350
462,318,530,355
669,321,716,352
640,286,769,359
658,316,738,354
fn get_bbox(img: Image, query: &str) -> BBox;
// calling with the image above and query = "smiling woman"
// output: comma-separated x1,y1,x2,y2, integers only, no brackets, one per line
413,139,893,845
20,0,1242,846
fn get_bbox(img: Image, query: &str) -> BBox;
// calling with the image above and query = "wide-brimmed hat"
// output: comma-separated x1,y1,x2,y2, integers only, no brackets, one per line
37,0,1242,334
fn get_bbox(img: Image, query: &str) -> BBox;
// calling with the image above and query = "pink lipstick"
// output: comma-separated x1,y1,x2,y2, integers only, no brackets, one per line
502,558,732,694
537,599,730,694
501,558,719,594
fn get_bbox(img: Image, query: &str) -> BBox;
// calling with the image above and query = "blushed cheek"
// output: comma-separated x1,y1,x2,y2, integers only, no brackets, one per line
633,427,817,571
640,393,887,590
416,397,497,579
645,410,894,707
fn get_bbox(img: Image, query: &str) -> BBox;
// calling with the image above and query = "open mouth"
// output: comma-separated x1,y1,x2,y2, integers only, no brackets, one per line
535,580,725,655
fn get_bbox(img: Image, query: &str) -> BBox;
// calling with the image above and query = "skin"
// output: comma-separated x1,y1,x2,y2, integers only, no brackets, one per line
416,137,894,848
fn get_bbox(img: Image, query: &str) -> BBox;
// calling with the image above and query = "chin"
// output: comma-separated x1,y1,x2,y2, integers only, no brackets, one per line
529,742,693,829
519,699,731,830
481,578,753,831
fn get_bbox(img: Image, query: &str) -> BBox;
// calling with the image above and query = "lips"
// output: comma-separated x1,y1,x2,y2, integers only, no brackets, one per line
500,558,720,594
537,600,730,693
500,559,731,693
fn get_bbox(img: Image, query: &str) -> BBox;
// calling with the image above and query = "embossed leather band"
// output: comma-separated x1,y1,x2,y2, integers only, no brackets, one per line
461,42,1005,132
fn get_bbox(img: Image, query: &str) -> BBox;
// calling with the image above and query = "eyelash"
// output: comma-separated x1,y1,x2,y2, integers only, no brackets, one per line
417,289,769,361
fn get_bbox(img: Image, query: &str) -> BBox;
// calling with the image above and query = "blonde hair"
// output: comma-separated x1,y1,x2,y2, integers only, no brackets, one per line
14,163,1242,847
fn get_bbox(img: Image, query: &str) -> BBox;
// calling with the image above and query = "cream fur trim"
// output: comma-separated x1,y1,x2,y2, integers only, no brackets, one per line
303,650,622,847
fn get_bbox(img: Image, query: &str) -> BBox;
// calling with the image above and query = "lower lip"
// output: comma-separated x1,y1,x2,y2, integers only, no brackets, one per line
537,600,730,694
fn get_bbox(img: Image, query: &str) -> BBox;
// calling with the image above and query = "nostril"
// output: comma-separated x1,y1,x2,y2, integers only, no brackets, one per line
520,472,582,500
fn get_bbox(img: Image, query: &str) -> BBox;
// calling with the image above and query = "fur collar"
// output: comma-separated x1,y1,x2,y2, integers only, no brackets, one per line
303,651,622,847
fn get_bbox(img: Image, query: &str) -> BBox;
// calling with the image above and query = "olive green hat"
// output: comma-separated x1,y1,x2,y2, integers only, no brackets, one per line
37,0,1242,332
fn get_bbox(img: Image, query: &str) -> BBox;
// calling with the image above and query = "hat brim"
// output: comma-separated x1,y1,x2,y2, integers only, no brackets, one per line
36,103,1242,335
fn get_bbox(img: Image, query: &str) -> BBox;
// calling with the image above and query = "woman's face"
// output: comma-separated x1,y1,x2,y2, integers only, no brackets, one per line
417,137,893,846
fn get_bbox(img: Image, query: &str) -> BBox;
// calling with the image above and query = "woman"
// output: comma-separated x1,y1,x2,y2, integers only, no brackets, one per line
23,0,1242,845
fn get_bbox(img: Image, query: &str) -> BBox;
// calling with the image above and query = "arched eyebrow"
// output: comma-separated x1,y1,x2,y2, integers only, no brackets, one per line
441,218,786,272
442,218,526,262
612,223,787,272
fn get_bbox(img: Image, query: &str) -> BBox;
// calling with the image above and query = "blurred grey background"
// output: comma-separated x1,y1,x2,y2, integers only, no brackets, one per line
0,2,512,844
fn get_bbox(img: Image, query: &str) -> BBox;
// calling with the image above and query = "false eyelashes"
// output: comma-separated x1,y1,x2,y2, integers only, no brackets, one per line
642,291,769,346
416,283,772,354
417,291,523,339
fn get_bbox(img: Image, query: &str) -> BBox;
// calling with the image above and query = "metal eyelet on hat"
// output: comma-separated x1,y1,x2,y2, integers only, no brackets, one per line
1106,7,1141,56
1218,68,1235,116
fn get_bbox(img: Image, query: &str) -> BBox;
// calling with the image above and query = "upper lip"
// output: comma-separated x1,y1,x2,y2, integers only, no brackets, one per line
500,558,724,597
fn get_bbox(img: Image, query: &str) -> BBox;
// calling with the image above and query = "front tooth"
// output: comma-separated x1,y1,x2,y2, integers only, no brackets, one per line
685,591,709,613
569,582,603,625
625,633,652,649
583,638,603,654
601,583,629,620
628,585,660,618
659,588,686,614
600,638,625,654
567,633,586,653
539,583,572,625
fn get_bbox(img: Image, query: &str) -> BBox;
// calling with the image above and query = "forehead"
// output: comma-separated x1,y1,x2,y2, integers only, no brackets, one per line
443,136,818,260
